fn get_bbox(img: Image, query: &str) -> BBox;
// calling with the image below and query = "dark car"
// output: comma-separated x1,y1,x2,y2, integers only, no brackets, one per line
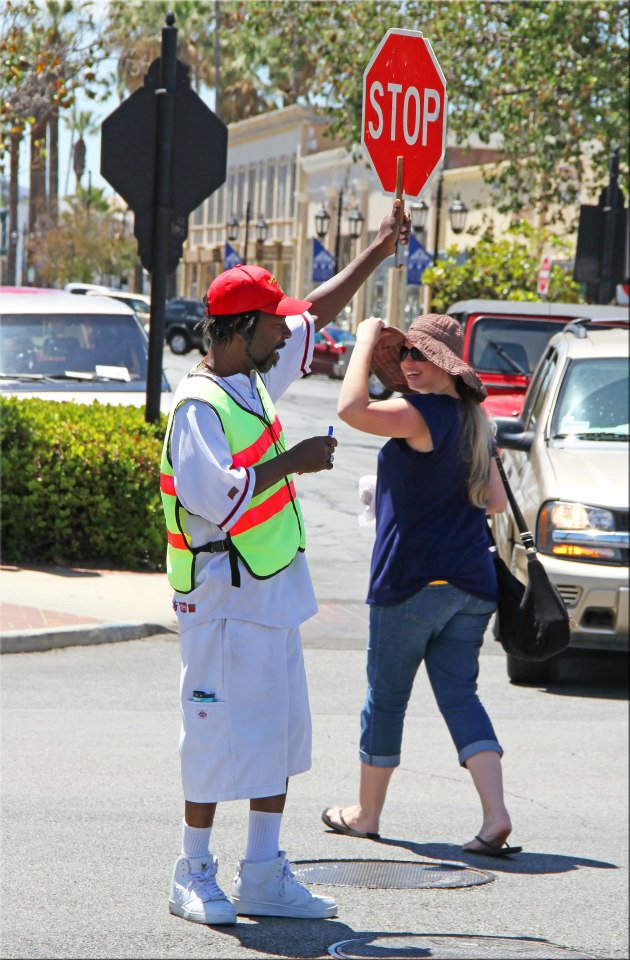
165,298,207,355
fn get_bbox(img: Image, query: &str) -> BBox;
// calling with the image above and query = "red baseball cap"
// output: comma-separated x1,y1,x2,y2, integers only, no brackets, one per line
206,265,312,317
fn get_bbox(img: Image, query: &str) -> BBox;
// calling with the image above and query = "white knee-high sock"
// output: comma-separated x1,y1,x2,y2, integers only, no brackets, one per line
244,811,283,862
182,820,212,859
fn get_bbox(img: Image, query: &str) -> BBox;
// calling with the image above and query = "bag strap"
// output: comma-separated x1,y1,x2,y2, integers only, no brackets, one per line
492,445,537,553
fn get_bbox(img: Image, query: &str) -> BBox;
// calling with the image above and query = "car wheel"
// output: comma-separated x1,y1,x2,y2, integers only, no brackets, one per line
507,653,560,685
168,330,191,355
368,372,393,400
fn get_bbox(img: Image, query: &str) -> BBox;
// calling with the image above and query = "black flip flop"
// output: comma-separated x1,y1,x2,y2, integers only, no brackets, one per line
465,834,523,857
321,807,380,840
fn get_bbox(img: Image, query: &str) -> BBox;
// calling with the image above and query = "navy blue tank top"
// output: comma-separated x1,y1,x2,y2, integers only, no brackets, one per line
367,393,498,606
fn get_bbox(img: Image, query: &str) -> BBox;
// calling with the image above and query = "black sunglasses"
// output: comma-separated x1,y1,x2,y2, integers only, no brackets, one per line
400,345,428,362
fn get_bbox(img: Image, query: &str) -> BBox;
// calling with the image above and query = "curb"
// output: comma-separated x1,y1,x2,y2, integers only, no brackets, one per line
0,621,177,655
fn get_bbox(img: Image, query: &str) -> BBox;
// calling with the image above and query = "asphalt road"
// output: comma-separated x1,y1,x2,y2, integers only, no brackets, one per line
2,352,628,960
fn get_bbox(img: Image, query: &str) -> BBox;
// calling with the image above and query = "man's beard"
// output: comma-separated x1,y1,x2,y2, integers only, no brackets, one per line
246,343,282,373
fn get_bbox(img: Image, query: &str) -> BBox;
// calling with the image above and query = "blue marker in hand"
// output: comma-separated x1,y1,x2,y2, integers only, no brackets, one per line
328,425,334,437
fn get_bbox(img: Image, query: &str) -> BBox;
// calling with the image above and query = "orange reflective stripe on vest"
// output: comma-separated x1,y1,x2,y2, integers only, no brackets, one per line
231,415,282,469
160,472,176,496
167,529,189,550
230,480,297,536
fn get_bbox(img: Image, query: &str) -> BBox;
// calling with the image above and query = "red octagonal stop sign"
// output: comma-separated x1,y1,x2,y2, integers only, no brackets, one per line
362,29,447,198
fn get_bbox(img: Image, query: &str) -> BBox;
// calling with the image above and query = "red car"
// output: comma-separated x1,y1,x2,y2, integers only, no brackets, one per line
310,325,356,379
447,299,629,418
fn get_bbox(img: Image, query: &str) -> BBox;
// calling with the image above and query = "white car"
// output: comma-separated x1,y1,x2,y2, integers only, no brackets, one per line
0,290,170,410
493,320,629,683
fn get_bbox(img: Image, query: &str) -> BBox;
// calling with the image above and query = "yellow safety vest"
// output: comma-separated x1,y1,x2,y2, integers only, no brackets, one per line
160,368,305,593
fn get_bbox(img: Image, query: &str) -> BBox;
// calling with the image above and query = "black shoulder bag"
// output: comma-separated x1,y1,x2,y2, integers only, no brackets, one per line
489,450,571,662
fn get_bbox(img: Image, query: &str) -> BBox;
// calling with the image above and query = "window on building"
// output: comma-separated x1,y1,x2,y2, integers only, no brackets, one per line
226,172,235,220
289,155,297,217
193,200,205,226
277,159,287,218
247,166,256,212
215,184,224,226
266,161,275,218
237,169,245,217
258,161,265,215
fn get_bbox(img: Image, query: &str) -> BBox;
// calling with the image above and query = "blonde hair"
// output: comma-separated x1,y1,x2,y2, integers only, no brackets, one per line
456,380,494,508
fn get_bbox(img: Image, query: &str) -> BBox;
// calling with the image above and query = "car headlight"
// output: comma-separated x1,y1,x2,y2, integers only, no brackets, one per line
537,500,627,563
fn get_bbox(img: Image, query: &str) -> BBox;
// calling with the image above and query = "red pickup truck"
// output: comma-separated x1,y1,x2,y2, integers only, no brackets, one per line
447,300,628,418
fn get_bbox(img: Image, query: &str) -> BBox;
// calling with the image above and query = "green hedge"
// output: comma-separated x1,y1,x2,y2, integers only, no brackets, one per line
0,398,167,570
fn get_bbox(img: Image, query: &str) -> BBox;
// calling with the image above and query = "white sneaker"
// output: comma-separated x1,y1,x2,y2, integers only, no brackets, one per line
169,854,237,925
231,851,337,919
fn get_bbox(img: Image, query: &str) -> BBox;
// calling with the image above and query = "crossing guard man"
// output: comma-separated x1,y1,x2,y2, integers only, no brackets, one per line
161,201,409,925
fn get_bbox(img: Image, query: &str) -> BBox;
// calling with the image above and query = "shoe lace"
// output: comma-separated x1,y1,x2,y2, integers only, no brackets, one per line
278,858,301,895
188,864,225,902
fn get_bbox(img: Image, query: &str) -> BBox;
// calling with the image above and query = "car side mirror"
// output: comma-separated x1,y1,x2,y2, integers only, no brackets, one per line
494,416,534,452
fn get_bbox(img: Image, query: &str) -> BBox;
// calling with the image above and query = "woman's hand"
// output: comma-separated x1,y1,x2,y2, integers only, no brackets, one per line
355,316,386,345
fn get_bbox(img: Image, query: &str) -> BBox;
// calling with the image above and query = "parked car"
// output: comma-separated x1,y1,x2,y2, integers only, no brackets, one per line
0,290,171,410
311,325,356,379
448,299,628,418
492,319,629,684
164,297,207,355
85,290,151,329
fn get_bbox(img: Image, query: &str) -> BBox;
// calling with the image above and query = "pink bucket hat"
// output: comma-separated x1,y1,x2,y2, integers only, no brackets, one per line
371,313,487,401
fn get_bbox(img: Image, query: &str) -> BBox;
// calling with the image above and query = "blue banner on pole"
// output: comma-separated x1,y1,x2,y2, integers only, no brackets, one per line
407,234,433,285
312,238,335,282
224,242,242,270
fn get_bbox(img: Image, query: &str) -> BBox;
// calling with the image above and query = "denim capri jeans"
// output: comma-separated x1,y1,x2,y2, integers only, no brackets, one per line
360,583,502,769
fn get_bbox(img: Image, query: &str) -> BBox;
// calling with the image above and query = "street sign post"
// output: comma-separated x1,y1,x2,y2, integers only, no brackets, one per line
537,255,551,297
362,29,447,267
101,13,227,423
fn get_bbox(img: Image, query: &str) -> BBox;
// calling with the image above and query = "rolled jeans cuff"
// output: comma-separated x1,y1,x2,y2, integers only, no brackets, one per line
458,739,503,768
359,749,400,769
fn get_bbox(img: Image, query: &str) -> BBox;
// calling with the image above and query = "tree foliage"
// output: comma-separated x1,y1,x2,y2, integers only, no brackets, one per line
30,196,137,286
105,0,627,221
422,221,584,312
0,0,106,152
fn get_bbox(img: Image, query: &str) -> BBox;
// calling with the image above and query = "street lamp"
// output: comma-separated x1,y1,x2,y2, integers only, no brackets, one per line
348,207,364,240
448,194,468,235
255,214,268,243
315,204,330,239
227,201,268,264
410,199,429,234
226,214,239,242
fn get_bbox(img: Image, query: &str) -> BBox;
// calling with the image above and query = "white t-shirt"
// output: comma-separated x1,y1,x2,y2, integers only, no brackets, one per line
170,312,317,630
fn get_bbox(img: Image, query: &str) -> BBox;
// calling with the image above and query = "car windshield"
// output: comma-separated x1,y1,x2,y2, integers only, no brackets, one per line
325,326,356,343
470,317,567,375
0,313,148,381
552,358,629,440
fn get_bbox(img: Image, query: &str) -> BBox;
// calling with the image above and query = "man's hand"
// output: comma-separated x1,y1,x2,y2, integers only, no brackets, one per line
290,435,338,474
375,199,411,256
253,435,338,494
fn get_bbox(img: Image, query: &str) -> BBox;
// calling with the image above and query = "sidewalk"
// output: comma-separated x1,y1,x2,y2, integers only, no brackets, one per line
0,562,177,653
0,562,370,653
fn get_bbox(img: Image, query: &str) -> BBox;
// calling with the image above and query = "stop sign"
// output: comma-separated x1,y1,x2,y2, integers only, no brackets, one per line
362,29,447,198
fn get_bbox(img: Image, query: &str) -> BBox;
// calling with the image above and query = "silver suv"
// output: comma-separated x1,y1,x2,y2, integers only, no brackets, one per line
493,320,629,683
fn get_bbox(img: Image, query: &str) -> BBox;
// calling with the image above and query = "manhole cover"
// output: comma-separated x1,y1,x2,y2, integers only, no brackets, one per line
328,933,593,959
292,858,493,889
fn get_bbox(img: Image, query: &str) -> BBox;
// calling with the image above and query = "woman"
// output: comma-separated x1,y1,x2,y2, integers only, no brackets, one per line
322,313,521,857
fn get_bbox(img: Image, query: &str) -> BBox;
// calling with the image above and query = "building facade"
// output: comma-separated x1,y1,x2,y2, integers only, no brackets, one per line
179,104,557,330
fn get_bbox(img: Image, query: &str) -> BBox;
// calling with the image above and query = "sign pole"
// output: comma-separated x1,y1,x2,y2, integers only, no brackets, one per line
394,155,404,269
146,13,177,424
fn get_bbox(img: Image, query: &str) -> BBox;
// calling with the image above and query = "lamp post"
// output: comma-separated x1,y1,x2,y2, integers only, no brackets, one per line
314,190,364,272
226,201,268,265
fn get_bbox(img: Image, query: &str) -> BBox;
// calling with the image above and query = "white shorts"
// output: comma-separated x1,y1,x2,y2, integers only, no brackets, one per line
179,619,312,803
